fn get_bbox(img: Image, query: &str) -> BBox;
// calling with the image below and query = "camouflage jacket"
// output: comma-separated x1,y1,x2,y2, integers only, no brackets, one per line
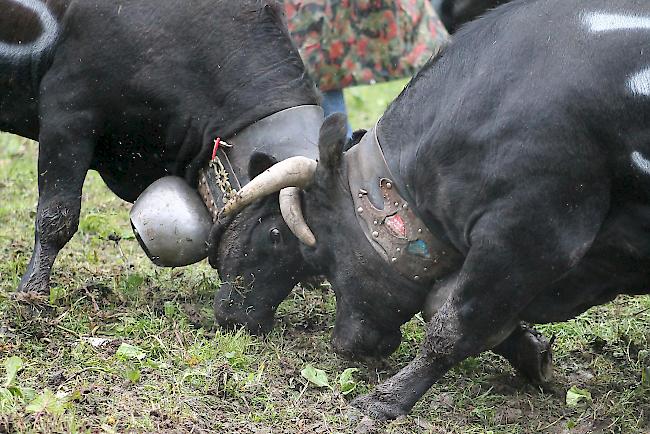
285,0,449,91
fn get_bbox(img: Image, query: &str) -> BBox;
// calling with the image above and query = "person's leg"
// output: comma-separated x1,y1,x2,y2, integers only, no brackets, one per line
321,89,352,138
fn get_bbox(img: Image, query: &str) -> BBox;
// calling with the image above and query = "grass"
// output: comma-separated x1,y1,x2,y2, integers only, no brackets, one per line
0,80,649,433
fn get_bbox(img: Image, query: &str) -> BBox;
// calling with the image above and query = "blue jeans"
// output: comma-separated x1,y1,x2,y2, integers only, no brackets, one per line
321,89,353,139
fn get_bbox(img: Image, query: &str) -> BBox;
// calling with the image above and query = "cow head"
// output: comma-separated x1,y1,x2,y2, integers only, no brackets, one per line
208,153,315,334
220,114,430,359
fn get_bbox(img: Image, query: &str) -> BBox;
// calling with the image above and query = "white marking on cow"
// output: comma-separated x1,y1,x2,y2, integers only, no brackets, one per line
0,0,58,60
584,11,650,32
583,11,650,98
631,151,650,175
628,68,650,96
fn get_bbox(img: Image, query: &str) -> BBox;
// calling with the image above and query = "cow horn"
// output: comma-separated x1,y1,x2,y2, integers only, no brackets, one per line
279,187,316,247
222,156,317,216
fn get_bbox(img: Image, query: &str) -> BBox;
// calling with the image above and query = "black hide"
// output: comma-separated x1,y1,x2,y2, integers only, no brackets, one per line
0,0,318,293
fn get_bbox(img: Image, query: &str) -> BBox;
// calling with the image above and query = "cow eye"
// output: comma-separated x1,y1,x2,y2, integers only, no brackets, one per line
269,228,282,244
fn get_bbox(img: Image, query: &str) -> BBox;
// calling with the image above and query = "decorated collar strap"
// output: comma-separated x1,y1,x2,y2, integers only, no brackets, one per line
345,124,460,284
198,105,324,222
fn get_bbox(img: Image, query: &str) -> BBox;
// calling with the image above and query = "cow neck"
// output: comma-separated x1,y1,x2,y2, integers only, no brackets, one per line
198,105,324,221
343,123,461,284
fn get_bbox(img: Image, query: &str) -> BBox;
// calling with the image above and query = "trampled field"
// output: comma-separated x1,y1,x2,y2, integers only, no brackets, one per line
0,81,648,433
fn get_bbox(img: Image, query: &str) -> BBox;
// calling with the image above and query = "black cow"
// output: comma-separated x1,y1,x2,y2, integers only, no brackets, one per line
222,0,650,419
0,0,320,294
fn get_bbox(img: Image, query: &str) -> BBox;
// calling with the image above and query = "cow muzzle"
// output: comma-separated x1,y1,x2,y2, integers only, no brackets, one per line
213,281,276,334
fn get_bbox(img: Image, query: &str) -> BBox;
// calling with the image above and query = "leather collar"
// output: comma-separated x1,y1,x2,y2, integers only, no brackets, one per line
344,124,461,284
198,105,323,221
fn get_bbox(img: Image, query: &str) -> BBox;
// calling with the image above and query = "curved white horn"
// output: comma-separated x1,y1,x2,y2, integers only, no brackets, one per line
222,156,317,216
279,187,316,247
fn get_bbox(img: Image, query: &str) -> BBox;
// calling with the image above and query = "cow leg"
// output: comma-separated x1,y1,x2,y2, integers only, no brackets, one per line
425,285,553,383
352,255,576,420
352,182,609,420
493,322,553,384
18,109,96,293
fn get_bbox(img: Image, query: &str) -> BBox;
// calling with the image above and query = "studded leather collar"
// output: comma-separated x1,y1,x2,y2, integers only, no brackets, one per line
198,105,324,221
344,123,461,284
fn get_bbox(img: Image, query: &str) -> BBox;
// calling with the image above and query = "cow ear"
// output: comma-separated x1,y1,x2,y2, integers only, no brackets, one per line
262,1,288,28
318,113,348,172
248,152,279,179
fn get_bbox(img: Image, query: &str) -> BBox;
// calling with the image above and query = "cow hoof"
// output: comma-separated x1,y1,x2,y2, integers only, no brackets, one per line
352,393,407,421
353,415,383,434
496,324,554,384
17,253,51,293
344,406,384,434
17,277,48,294
343,406,365,425
518,327,553,384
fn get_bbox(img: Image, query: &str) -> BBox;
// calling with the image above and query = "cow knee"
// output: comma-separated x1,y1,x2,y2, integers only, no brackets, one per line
36,196,81,249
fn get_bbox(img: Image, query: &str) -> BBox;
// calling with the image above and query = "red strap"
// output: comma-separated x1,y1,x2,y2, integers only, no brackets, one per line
212,137,221,160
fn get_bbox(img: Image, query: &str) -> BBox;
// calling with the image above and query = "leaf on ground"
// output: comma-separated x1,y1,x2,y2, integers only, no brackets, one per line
338,368,359,395
25,389,67,416
124,368,141,384
566,386,592,407
3,356,23,387
115,343,146,361
301,364,331,389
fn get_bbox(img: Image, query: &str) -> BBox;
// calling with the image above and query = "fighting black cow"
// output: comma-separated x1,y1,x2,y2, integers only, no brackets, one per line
0,0,322,294
221,0,650,419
